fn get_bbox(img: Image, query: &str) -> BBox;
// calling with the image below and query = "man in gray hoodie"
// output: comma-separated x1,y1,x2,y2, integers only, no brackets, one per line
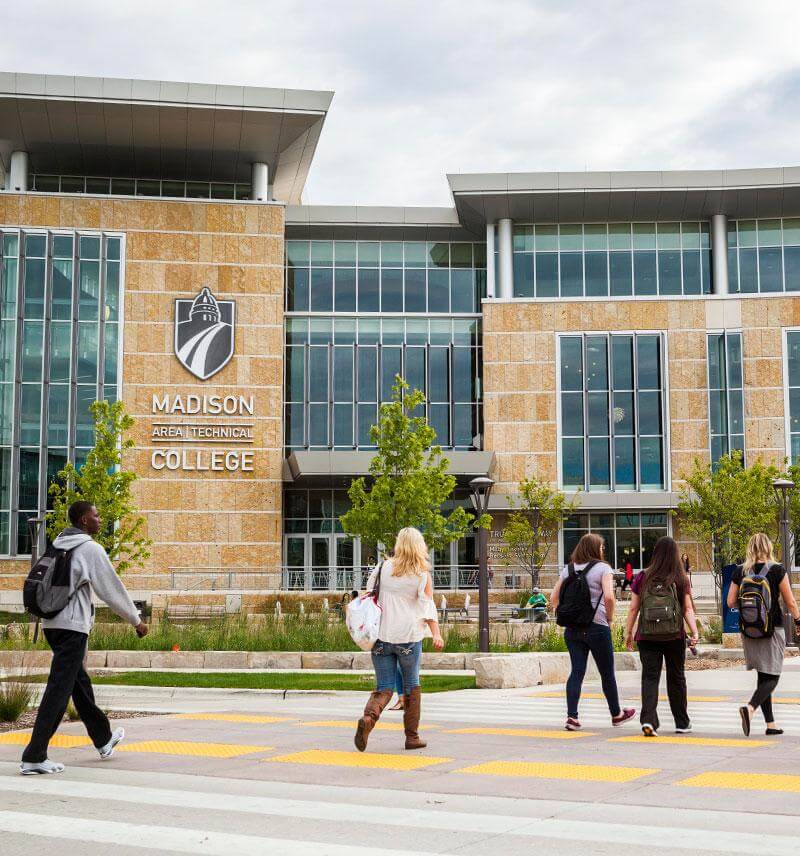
21,500,148,775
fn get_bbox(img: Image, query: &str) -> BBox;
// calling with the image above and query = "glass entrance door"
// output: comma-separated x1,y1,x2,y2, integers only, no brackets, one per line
285,537,305,589
283,533,358,590
310,536,331,590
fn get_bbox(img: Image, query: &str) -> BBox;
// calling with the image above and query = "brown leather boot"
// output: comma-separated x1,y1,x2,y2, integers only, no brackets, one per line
354,690,392,752
403,686,427,750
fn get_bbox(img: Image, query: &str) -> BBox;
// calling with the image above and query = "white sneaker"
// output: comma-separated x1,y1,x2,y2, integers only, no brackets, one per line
20,759,65,775
675,724,693,734
99,727,125,759
642,723,658,737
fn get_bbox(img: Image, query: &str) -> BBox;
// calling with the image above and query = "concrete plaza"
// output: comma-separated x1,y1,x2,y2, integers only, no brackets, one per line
2,663,800,854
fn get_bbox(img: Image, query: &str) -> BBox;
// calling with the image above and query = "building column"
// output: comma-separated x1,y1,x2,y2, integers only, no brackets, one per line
251,162,269,201
497,217,514,299
710,213,729,296
485,222,496,298
8,151,28,192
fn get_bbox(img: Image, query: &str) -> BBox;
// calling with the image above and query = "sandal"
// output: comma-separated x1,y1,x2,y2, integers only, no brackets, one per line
388,698,404,711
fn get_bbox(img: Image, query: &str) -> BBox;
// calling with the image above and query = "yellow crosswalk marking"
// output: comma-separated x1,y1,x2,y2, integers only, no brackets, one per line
445,727,595,739
773,697,800,705
300,720,440,732
679,771,800,793
611,735,768,748
0,732,91,748
173,713,291,724
457,760,658,783
527,692,728,702
117,740,271,758
268,749,450,771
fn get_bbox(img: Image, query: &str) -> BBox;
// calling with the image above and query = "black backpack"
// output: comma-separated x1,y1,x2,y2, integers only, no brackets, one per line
23,544,76,619
556,560,601,628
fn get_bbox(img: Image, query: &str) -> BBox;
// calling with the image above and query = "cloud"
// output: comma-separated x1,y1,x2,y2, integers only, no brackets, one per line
2,0,800,205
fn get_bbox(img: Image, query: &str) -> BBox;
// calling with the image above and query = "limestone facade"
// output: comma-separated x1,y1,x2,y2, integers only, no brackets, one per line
0,193,284,590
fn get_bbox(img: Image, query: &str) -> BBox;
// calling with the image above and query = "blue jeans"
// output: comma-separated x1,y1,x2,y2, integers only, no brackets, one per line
372,640,422,695
564,623,621,719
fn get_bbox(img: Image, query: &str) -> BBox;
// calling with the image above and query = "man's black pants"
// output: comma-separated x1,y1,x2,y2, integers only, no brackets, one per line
22,629,112,763
638,638,690,731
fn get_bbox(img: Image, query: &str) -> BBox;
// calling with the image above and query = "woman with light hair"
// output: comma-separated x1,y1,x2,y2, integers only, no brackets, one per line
354,527,443,752
727,532,800,736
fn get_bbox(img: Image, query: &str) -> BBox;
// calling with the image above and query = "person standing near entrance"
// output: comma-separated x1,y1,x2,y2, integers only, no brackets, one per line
624,536,698,736
551,533,635,731
20,501,148,775
727,533,800,737
354,527,443,752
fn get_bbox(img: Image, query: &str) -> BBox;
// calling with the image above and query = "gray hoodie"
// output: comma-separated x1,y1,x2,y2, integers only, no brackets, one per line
42,528,140,635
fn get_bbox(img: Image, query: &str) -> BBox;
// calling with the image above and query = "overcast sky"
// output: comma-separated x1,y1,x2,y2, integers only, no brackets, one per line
4,1,800,205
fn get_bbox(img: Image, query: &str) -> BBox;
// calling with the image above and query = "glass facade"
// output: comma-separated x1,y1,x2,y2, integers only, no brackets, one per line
559,333,666,491
786,331,800,463
285,316,481,451
0,230,121,555
707,332,744,465
510,222,711,298
562,512,669,571
285,240,486,314
30,174,252,201
728,219,800,294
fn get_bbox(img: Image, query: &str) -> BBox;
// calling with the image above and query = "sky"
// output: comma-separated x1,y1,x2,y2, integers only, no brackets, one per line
3,0,800,206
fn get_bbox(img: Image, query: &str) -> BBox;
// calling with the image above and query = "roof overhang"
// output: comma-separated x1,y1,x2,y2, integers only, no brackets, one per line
487,490,682,512
0,72,334,203
448,168,800,230
284,450,496,487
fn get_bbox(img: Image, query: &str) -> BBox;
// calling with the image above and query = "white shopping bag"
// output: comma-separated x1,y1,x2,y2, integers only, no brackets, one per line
346,594,382,651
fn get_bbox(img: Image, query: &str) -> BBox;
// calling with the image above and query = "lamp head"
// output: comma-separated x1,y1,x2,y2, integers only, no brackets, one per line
469,476,495,514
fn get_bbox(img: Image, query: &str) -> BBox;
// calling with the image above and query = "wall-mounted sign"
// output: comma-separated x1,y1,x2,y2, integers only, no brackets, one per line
174,287,235,380
149,289,252,473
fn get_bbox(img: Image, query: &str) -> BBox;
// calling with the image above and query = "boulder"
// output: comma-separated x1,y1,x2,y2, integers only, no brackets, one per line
473,654,544,689
106,650,152,669
202,651,248,669
301,651,354,670
247,651,302,669
421,653,466,670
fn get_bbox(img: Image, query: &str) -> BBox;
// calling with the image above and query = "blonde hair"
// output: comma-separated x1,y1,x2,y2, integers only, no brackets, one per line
743,533,776,572
391,527,430,577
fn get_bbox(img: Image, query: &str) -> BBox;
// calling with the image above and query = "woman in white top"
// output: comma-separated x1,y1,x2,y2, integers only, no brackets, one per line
354,527,443,752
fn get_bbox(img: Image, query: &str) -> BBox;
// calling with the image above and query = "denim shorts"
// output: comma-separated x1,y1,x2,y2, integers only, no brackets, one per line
372,640,422,694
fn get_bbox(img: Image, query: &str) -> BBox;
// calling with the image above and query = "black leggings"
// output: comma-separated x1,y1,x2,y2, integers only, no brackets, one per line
749,671,779,723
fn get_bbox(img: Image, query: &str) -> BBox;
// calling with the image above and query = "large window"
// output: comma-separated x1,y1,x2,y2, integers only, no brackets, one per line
0,230,121,555
559,333,666,491
786,331,800,463
286,240,486,314
285,316,481,452
707,332,744,465
728,219,800,294
31,174,252,200
562,512,669,571
511,222,711,299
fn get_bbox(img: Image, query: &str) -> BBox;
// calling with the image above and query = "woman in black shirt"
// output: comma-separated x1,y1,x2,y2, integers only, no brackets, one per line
728,533,800,736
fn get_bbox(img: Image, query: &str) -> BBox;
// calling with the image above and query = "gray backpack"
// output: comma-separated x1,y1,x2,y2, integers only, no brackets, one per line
23,545,76,619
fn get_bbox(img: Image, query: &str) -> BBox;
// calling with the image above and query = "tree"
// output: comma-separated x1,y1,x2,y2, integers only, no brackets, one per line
340,378,490,553
499,476,577,589
48,400,151,574
675,451,779,602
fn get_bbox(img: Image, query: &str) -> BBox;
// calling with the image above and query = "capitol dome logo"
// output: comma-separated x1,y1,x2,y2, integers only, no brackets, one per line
174,288,236,380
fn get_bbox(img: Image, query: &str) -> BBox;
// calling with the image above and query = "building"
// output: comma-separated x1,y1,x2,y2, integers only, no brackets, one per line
1,71,799,606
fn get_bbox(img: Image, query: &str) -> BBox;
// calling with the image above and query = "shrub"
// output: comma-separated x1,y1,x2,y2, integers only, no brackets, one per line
701,617,723,645
0,679,34,722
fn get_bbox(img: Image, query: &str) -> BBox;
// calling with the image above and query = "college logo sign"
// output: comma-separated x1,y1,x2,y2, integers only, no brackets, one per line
174,288,236,380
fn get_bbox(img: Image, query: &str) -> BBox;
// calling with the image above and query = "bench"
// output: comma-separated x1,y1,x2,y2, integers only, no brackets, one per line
165,605,227,621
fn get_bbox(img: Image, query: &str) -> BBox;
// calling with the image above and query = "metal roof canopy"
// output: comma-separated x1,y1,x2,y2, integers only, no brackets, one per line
284,450,496,486
448,168,800,229
0,72,334,203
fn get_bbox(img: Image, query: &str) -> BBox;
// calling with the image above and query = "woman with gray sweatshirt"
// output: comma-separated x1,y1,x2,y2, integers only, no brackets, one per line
20,500,148,775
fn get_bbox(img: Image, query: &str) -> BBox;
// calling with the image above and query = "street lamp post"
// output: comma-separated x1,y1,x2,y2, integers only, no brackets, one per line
469,476,494,654
773,478,795,642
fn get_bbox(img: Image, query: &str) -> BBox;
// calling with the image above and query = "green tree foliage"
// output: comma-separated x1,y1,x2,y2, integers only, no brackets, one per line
340,378,490,552
48,400,151,574
500,476,577,589
675,451,779,591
